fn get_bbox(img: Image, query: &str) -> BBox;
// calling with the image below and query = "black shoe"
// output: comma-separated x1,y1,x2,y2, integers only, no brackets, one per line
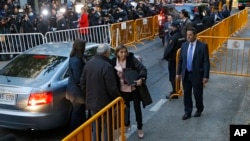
194,111,202,117
182,114,191,120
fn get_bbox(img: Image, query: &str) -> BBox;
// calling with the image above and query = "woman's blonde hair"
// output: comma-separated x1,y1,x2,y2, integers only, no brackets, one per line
115,45,128,56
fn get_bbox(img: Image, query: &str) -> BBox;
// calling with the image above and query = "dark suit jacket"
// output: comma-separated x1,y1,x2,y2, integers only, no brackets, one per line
177,40,210,83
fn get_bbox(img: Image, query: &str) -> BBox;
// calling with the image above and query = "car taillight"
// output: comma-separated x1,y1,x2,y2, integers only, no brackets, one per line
28,92,53,106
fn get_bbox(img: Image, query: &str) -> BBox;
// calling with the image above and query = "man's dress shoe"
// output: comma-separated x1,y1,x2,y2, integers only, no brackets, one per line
194,111,202,117
182,114,191,120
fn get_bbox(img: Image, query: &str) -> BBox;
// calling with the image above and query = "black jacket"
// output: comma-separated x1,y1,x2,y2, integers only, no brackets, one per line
111,53,152,108
164,29,184,61
80,55,120,112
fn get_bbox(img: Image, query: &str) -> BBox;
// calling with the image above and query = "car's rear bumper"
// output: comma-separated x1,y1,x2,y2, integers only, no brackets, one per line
0,108,71,130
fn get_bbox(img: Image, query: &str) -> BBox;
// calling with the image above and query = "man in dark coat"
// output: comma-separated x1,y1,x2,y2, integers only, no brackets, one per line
179,9,192,38
164,21,184,99
202,11,213,30
80,43,120,141
81,44,120,112
192,13,204,33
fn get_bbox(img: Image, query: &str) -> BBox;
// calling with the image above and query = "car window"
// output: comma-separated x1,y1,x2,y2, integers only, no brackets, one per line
175,5,192,13
84,46,116,60
61,46,116,80
62,69,70,79
84,47,97,60
0,54,67,79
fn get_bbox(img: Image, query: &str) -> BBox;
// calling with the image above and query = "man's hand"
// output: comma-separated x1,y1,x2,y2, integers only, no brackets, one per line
203,78,208,87
203,78,208,84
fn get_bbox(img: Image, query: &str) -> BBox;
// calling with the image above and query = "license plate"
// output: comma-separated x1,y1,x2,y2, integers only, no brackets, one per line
0,93,16,105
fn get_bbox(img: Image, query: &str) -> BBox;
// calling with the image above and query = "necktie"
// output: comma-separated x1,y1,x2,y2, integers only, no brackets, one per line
187,43,193,71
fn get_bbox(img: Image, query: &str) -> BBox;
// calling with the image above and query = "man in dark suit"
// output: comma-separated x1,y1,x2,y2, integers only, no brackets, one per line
163,21,184,99
176,27,210,120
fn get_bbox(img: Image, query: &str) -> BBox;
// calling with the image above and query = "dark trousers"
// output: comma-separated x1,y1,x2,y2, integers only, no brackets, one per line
70,103,86,131
182,70,204,115
168,60,176,93
121,89,143,130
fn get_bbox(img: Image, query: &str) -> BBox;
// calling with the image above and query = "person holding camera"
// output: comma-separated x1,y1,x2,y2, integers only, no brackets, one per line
88,7,100,26
113,7,128,23
21,14,34,33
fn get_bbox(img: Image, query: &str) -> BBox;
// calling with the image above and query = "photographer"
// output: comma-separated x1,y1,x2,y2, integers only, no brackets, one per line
64,7,78,29
0,17,9,33
48,8,57,31
101,9,114,24
88,7,100,26
136,8,145,18
56,12,67,31
113,6,128,23
37,15,48,35
127,6,140,20
21,14,34,33
24,4,35,23
120,0,131,14
0,4,11,18
100,0,112,10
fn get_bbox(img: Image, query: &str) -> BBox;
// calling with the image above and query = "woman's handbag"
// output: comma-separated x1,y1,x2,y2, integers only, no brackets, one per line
123,69,139,86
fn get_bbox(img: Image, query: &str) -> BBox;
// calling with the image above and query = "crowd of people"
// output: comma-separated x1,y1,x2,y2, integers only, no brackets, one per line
0,0,164,34
162,2,230,99
0,0,231,36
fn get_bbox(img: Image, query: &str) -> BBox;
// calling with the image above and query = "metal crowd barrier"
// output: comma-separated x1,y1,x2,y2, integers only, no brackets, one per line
134,16,155,46
0,33,44,54
110,20,136,49
0,25,111,55
169,48,183,100
62,97,126,141
110,15,159,49
45,25,111,44
198,36,250,76
197,8,248,68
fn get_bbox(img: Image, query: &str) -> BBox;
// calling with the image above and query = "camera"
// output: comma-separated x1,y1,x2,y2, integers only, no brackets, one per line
101,9,110,16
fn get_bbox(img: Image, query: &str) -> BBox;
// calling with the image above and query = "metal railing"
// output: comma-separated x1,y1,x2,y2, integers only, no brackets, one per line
62,97,126,141
0,33,44,54
45,25,111,44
